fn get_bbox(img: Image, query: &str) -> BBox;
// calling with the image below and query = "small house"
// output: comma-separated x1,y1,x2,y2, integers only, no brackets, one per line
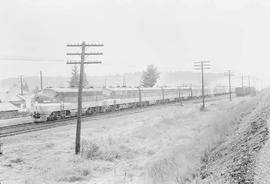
0,102,19,118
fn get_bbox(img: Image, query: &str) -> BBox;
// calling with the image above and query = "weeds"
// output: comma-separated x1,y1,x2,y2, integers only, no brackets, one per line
81,140,100,160
80,137,132,162
145,98,256,184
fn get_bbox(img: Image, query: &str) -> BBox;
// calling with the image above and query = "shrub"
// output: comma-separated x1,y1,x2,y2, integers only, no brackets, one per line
81,139,100,159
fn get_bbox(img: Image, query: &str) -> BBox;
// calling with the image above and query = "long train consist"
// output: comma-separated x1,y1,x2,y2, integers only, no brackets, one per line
31,86,230,122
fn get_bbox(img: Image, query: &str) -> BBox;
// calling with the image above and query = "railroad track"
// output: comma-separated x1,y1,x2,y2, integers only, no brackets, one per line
0,109,144,138
0,94,236,138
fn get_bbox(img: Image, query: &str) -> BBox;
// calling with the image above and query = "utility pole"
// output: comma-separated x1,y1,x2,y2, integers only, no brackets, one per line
122,76,126,87
67,42,103,154
241,73,244,90
182,83,193,98
224,70,233,101
178,86,183,105
40,71,43,90
188,83,193,98
20,75,23,96
248,76,251,90
194,61,211,110
104,78,107,88
253,78,256,91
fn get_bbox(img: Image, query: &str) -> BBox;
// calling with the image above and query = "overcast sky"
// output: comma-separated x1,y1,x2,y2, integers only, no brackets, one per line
0,0,270,85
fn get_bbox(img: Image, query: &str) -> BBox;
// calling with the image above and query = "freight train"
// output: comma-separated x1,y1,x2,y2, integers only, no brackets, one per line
31,86,229,122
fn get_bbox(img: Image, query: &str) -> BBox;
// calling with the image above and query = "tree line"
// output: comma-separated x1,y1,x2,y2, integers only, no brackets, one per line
68,64,160,88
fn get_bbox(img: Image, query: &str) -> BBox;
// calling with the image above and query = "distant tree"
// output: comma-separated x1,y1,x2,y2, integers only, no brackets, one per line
69,65,79,88
83,73,89,87
13,83,18,88
69,65,88,88
23,82,29,91
33,86,39,94
140,65,160,87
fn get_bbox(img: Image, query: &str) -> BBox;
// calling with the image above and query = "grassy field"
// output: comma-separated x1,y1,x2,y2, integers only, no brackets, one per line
0,96,252,184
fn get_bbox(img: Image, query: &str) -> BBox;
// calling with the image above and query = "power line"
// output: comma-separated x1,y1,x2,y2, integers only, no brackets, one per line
0,56,144,70
0,56,66,62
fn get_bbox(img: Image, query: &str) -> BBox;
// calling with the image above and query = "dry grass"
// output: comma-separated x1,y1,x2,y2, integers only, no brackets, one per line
7,96,257,184
80,137,130,162
145,98,257,184
42,98,259,184
50,137,139,183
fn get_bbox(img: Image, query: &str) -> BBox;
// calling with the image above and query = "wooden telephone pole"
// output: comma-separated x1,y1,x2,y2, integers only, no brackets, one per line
122,76,126,87
177,86,183,105
194,61,211,110
40,71,43,90
67,41,103,154
242,73,244,90
224,70,233,101
248,76,251,91
20,75,23,96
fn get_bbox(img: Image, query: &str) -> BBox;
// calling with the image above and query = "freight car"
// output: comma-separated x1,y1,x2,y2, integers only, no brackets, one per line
235,86,256,96
213,86,231,96
31,86,223,122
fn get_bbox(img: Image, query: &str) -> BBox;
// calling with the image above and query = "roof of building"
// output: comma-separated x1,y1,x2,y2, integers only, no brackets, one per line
0,87,32,102
105,87,192,91
43,87,103,93
105,87,139,91
9,94,26,102
0,102,19,112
